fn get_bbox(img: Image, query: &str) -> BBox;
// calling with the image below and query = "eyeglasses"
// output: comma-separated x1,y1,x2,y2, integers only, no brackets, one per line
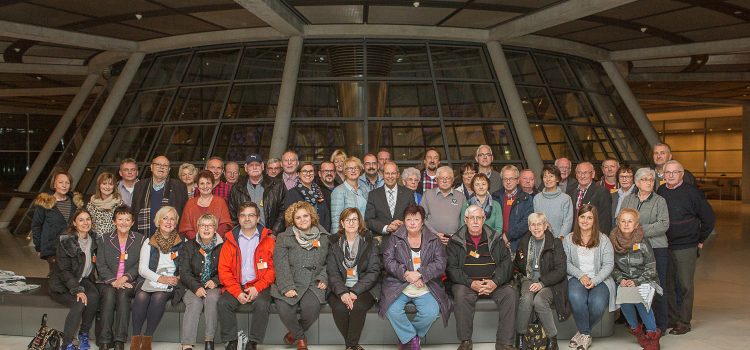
477,152,492,158
152,163,170,168
619,175,633,179
465,216,484,223
664,171,683,176
502,177,518,182
639,178,655,182
344,218,359,224
239,213,258,218
345,167,359,172
199,224,216,229
300,170,315,175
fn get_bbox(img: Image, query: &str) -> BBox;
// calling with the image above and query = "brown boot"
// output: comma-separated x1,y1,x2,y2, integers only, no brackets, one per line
628,324,647,348
644,329,662,350
140,336,152,350
129,336,142,350
295,338,308,350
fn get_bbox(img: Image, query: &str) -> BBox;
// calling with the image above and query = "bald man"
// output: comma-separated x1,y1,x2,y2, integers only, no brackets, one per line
566,162,612,234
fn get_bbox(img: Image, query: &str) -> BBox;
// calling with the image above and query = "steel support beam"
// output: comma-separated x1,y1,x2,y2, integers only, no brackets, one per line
635,94,740,106
611,37,750,61
627,72,750,82
0,20,136,51
601,61,660,148
268,36,303,159
0,73,99,228
0,106,66,115
0,63,88,75
501,34,609,62
0,87,102,98
234,0,304,35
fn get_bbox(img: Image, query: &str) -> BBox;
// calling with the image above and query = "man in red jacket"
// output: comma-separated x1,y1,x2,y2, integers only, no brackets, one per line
218,201,276,350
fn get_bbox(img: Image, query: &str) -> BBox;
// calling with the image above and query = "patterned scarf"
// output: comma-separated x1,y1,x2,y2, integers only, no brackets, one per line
154,230,178,254
137,179,172,236
292,225,322,250
340,235,362,269
610,226,645,254
295,179,324,206
469,195,493,219
197,235,218,284
89,194,120,211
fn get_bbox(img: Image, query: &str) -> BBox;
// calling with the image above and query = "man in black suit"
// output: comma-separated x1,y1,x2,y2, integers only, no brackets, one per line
365,161,417,243
566,161,613,234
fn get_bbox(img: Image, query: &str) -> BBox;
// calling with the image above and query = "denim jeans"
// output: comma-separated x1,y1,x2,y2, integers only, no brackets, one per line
567,278,609,335
386,292,440,344
620,303,657,332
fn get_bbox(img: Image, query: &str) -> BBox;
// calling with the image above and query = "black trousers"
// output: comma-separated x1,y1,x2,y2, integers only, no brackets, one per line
217,289,272,344
275,290,322,340
96,284,135,344
328,291,376,347
49,279,100,345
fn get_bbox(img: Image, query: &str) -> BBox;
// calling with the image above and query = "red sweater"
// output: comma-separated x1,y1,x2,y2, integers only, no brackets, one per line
179,196,233,240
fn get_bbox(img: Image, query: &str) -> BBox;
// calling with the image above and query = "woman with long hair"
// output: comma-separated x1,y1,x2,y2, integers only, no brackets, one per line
86,172,125,236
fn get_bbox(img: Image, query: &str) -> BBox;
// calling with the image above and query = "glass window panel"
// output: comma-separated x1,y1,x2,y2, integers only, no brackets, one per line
300,45,364,78
0,114,57,150
369,82,438,118
517,86,558,121
437,83,504,119
168,86,229,121
706,150,741,175
530,124,575,161
112,93,136,125
153,124,216,162
122,90,174,124
569,60,605,93
664,133,704,151
608,128,640,162
213,123,274,162
290,123,365,161
129,58,153,90
236,46,286,80
588,93,621,125
569,126,615,161
102,126,159,163
430,46,491,80
707,130,741,150
670,151,704,175
369,122,444,162
224,84,280,119
552,90,599,123
504,50,542,84
294,82,365,118
535,55,579,88
184,49,241,83
444,123,517,162
381,45,430,78
142,53,190,88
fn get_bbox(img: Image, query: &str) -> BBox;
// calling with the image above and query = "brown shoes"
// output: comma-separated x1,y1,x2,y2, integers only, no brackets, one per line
295,338,308,350
283,332,295,346
669,323,691,335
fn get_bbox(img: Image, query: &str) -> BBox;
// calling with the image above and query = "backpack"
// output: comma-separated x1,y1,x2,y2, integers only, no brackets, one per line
27,314,64,350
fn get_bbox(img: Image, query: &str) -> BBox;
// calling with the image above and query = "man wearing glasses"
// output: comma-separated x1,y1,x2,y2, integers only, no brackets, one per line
421,166,466,246
358,153,384,193
117,158,139,207
316,161,336,211
475,145,503,194
492,165,534,252
365,161,417,244
131,155,188,236
566,162,612,234
652,143,696,191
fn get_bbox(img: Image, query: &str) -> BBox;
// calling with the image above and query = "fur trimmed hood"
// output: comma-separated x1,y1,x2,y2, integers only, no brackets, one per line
33,192,84,210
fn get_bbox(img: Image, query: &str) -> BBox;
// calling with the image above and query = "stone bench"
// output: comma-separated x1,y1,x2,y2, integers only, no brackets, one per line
0,278,614,344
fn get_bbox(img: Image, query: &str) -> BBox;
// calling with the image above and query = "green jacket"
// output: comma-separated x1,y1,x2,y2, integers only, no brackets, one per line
459,198,503,235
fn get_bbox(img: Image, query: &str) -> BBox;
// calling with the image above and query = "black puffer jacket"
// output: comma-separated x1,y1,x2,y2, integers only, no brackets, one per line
175,236,224,302
228,175,286,234
49,234,98,295
514,230,570,321
31,192,84,258
326,233,381,299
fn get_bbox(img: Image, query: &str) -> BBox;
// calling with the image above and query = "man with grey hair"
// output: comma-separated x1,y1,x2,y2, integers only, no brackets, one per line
652,143,695,191
553,157,577,193
265,158,282,179
492,165,534,252
566,162,612,234
447,205,517,350
281,150,299,190
421,166,466,245
657,160,714,335
475,144,503,193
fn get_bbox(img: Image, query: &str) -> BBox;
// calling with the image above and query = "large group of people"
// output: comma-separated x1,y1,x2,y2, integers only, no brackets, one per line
30,143,716,350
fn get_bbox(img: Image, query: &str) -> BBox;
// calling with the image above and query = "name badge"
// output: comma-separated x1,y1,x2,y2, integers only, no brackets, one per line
259,199,264,207
312,239,321,248
119,253,128,261
346,267,356,277
91,255,97,263
469,251,480,258
199,248,207,257
257,260,268,270
633,243,641,251
171,251,179,260
659,179,666,186
610,188,618,194
506,199,514,206
412,256,421,265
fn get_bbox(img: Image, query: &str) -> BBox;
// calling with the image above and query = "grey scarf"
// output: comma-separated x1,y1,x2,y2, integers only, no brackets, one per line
341,235,362,268
292,225,322,250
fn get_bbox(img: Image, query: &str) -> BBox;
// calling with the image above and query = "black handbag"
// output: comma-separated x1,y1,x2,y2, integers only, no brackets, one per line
522,320,547,350
27,314,64,350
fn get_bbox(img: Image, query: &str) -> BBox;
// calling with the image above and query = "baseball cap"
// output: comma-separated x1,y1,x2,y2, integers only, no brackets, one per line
245,154,263,164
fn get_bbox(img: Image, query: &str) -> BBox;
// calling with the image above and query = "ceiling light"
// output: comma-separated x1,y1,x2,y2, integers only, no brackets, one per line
734,10,743,15
728,128,733,131
413,1,420,7
640,27,648,33
13,47,20,52
35,76,42,80
135,13,143,20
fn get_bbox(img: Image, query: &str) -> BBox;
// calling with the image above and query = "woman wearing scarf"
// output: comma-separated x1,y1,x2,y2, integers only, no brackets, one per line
271,201,330,350
86,172,125,237
177,213,224,350
327,207,380,350
611,208,662,350
458,173,503,233
131,206,185,350
285,162,332,232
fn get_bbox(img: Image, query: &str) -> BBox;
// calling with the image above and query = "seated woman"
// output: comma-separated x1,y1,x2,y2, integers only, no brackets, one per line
131,206,185,350
180,170,232,240
271,201,330,350
95,206,145,350
611,208,663,350
380,204,451,350
327,208,381,350
178,213,224,350
562,204,616,350
514,212,568,350
285,162,332,232
48,209,99,350
459,173,503,233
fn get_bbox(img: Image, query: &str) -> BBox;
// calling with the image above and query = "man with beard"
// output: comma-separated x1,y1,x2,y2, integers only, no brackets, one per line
358,153,384,193
418,148,441,194
316,161,336,210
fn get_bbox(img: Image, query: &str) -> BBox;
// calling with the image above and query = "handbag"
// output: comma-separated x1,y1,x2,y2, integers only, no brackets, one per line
27,314,64,350
522,320,548,350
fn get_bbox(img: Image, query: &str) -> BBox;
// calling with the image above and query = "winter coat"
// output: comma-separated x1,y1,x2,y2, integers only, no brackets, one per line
271,225,330,305
611,227,662,295
95,230,145,284
458,199,504,235
49,234,98,295
31,192,84,258
446,224,512,289
327,233,381,300
218,225,276,298
514,230,570,321
175,235,224,302
228,175,286,234
492,186,534,251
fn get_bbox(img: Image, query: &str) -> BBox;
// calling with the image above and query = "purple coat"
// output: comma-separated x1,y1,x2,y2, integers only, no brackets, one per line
379,224,452,325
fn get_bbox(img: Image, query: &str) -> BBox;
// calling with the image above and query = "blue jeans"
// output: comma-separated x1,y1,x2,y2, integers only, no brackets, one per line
386,293,440,344
652,247,669,331
620,303,657,332
568,278,609,335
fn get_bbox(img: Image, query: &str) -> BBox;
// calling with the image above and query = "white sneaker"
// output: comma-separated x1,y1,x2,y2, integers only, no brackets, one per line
568,332,581,348
575,334,591,350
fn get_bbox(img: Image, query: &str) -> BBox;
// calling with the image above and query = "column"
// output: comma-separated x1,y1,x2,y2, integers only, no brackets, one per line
743,104,750,204
68,52,145,188
0,73,99,228
601,61,660,148
268,36,303,159
486,41,544,175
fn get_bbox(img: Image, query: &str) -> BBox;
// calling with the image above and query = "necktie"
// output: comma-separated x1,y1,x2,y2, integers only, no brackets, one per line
576,187,586,211
387,189,396,217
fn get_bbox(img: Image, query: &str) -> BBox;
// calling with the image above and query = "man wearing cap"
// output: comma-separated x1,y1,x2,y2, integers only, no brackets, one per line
228,154,287,234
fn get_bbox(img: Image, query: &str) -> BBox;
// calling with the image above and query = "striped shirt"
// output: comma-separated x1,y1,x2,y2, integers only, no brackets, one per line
463,232,495,280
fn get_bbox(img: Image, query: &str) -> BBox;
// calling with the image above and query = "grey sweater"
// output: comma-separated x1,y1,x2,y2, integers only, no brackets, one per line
533,187,574,237
620,192,669,249
563,233,617,312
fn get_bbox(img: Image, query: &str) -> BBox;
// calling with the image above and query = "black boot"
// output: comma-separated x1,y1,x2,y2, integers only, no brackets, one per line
516,334,525,350
204,341,214,350
113,342,124,350
225,340,237,350
547,336,558,350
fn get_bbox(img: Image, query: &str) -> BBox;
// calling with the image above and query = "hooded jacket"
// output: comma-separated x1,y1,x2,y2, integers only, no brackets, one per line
49,234,98,295
32,192,84,258
514,230,570,321
218,225,276,298
228,175,286,234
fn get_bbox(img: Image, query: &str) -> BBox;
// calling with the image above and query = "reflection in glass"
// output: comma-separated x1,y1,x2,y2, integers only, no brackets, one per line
384,45,431,78
517,86,558,121
214,124,274,162
294,82,366,118
224,84,280,119
569,60,605,93
505,51,542,84
569,126,616,161
142,53,190,88
168,86,229,121
103,127,159,163
535,55,579,88
369,82,438,118
444,123,515,161
153,125,216,162
236,46,287,80
290,123,364,161
588,93,621,125
438,83,504,119
553,90,599,123
122,90,175,124
608,128,639,161
530,124,574,161
431,46,491,80
369,122,443,161
184,49,241,83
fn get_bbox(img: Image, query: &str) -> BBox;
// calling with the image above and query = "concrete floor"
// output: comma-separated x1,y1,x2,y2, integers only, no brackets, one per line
1,199,747,349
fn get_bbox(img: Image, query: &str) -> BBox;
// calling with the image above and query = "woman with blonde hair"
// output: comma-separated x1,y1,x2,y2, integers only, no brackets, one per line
179,163,198,199
330,149,348,186
86,172,124,236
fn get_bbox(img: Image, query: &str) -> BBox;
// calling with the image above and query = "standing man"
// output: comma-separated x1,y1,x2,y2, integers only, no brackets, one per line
206,156,232,202
316,161,337,211
553,157,577,193
225,161,240,189
421,166,466,245
475,145,503,194
228,154,286,234
657,160,715,335
117,158,139,207
418,148,441,194
566,162,612,234
265,158,282,179
598,158,620,193
281,151,299,190
218,202,275,350
519,169,537,196
365,162,416,243
131,155,188,236
377,148,392,175
491,165,533,252
653,143,696,191
358,154,384,193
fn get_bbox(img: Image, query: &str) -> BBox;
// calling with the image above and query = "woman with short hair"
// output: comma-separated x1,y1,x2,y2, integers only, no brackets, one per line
330,157,368,234
532,165,573,238
179,163,198,199
331,149,348,186
285,162,332,232
459,173,503,233
179,170,232,240
401,167,422,204
455,162,477,199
